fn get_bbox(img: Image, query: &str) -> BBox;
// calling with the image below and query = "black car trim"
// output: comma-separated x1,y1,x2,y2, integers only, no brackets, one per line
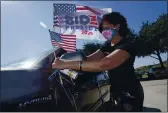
0,90,51,112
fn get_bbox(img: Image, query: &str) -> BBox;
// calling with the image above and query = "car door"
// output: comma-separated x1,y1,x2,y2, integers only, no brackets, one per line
73,72,110,112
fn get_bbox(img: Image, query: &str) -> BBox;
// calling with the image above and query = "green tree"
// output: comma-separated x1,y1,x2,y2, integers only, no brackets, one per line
127,28,138,38
138,13,168,68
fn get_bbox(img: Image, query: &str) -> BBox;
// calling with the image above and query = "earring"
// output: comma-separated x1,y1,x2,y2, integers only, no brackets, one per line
115,24,120,31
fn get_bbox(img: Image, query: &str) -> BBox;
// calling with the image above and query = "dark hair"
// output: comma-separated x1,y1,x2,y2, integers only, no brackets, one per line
99,12,129,38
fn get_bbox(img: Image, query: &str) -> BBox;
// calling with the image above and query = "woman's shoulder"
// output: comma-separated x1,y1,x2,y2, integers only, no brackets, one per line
116,37,143,56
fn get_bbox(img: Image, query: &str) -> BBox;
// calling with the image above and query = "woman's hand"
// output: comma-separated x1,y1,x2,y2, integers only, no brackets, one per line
52,58,66,70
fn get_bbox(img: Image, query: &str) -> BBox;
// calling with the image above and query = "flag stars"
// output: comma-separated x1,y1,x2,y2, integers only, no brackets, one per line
54,4,76,15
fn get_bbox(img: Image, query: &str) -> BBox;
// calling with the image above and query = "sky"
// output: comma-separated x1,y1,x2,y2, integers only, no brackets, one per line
1,1,167,68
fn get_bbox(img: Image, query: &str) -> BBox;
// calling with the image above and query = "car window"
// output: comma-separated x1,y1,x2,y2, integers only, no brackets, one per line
1,48,57,69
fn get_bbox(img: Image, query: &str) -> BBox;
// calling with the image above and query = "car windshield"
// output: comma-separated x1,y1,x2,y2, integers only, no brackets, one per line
1,48,58,70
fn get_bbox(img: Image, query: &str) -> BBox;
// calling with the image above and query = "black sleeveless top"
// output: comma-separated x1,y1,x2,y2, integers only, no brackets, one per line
100,38,142,93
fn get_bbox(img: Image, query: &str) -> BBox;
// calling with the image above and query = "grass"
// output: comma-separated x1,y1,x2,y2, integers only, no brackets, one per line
135,61,167,72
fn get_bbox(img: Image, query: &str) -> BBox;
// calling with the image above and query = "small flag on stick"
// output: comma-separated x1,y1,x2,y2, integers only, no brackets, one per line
49,30,76,52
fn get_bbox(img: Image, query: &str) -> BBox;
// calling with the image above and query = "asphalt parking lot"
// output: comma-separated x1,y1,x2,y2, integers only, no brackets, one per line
141,79,167,112
98,79,167,112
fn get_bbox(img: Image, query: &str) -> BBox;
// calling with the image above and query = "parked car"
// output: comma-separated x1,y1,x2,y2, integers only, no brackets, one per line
0,48,110,112
152,67,168,78
141,72,149,79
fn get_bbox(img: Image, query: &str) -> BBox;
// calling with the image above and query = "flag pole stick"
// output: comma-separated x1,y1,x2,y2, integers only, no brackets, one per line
52,4,64,85
49,29,56,59
52,5,57,59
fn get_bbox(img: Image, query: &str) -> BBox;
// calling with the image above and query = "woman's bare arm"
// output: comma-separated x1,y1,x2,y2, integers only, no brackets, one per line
86,49,105,61
56,49,130,72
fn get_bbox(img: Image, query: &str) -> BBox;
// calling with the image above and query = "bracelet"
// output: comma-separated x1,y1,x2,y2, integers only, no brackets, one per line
79,61,83,71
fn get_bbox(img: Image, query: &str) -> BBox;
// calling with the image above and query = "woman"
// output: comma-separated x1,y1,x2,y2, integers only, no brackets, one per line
52,12,144,112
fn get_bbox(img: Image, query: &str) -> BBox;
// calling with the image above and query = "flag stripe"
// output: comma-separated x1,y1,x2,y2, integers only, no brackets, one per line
61,41,76,45
90,22,98,26
57,41,76,46
83,6,101,15
64,48,76,52
52,43,76,50
52,41,76,52
53,43,75,49
61,34,76,37
76,7,88,10
60,42,76,46
76,5,101,15
60,45,76,49
61,37,76,40
54,21,65,24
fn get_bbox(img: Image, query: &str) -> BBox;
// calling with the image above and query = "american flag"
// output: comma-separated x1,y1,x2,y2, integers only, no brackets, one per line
49,30,76,52
53,4,103,27
49,30,62,43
